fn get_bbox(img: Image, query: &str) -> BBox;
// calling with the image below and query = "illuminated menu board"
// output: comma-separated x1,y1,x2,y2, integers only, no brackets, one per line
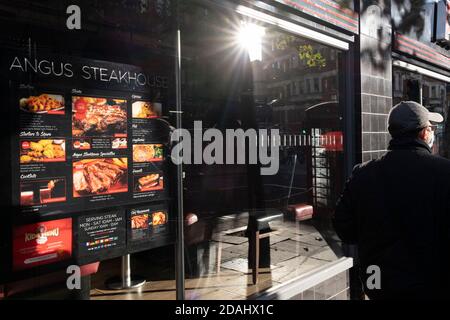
6,55,170,216
1,53,174,273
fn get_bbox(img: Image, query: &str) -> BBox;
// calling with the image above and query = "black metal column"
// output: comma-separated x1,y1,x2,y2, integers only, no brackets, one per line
175,28,185,301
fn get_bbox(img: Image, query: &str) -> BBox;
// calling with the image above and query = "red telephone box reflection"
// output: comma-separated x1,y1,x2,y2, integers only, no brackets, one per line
304,102,344,222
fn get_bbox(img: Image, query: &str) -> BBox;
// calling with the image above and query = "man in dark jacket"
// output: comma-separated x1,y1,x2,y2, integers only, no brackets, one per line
333,101,450,300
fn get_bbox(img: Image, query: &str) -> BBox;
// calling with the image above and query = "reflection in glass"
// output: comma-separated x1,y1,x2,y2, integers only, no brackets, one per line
180,4,346,299
393,67,449,157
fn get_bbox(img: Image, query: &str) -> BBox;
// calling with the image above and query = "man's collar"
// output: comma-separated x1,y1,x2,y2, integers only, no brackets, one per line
388,137,432,153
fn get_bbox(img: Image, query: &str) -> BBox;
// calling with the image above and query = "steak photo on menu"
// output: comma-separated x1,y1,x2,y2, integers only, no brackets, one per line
72,96,127,137
73,158,128,197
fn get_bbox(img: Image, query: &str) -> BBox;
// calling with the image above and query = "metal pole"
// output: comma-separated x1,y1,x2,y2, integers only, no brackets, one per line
122,255,132,288
286,154,297,208
343,42,364,300
105,254,146,290
175,28,185,300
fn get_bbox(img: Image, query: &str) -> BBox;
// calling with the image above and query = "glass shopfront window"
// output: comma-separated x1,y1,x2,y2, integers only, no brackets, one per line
0,0,351,300
393,66,450,157
180,2,347,299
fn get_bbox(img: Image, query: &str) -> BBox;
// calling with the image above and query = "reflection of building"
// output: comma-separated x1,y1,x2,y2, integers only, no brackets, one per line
264,37,338,133
252,36,339,134
393,67,449,155
248,33,343,220
393,69,447,112
361,0,450,162
305,102,343,215
247,35,344,222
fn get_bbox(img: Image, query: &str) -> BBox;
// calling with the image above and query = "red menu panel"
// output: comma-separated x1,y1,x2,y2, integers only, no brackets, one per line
12,218,72,271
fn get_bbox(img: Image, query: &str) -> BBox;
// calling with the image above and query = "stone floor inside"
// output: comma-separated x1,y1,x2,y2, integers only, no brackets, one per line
90,217,344,300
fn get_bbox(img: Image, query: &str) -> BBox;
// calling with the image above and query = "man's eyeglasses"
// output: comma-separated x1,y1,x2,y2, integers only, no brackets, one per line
428,125,438,132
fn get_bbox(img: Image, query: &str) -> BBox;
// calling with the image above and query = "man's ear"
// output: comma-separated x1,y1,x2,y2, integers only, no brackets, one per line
418,127,428,141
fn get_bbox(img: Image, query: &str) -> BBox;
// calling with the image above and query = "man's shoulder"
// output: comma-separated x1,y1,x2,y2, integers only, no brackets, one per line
352,158,380,174
428,153,450,164
425,154,450,172
345,159,381,185
356,153,450,168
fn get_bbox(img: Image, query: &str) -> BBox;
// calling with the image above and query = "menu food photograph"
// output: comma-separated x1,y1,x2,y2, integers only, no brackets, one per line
134,172,164,192
112,138,127,149
20,94,65,115
73,139,92,150
20,179,66,206
20,139,66,164
152,211,167,226
72,96,127,138
132,144,164,163
132,101,161,119
131,213,149,230
73,158,128,197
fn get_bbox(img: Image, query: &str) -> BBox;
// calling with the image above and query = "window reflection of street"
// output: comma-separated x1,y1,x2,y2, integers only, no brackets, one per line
90,216,347,300
178,3,347,300
393,66,449,157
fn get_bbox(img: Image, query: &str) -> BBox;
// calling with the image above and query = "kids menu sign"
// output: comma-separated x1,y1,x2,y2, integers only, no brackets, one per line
6,54,170,216
12,218,73,271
